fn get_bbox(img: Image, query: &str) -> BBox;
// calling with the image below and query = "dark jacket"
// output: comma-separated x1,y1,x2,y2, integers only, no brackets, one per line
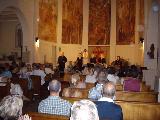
95,101,123,120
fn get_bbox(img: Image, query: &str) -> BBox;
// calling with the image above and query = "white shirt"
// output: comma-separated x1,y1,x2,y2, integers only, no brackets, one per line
98,97,114,103
45,68,54,74
107,74,119,84
85,74,97,83
31,69,46,85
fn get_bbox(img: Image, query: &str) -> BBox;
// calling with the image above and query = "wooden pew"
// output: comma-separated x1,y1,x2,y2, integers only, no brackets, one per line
116,84,123,91
27,112,69,120
0,82,10,100
62,97,160,120
117,101,160,120
116,91,158,103
62,88,158,102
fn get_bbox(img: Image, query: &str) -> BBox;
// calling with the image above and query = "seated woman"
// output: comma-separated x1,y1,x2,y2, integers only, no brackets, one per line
71,73,86,88
107,67,119,84
85,68,97,84
0,95,23,120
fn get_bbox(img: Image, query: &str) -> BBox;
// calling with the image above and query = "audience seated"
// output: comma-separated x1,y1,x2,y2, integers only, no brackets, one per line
31,64,46,85
19,62,27,78
70,100,99,120
0,63,12,78
85,67,97,83
44,64,54,75
0,95,23,120
10,83,23,97
95,82,123,120
107,67,119,84
70,73,86,88
38,80,72,116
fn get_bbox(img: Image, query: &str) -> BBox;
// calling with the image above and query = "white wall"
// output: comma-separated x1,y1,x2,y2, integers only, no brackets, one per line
0,0,148,66
0,21,20,57
0,0,36,63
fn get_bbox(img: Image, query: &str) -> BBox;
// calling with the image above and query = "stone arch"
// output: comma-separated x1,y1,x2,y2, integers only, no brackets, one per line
0,6,29,49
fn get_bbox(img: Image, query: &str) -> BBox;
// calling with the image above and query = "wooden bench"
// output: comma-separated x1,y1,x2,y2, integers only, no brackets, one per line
117,101,160,120
62,87,158,102
116,91,158,103
62,97,160,120
27,112,69,120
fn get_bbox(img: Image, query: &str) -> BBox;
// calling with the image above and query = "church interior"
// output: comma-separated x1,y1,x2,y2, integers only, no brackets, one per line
0,0,160,120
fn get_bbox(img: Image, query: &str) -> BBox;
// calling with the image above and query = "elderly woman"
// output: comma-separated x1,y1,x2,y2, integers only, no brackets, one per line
71,73,86,88
70,100,99,120
0,95,23,120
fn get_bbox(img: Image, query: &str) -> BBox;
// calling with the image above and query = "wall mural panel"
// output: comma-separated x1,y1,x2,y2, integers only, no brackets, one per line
62,0,83,44
88,0,111,45
38,0,57,42
116,0,136,45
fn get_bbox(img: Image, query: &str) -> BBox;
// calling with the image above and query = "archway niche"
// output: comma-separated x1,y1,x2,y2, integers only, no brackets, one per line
0,7,28,63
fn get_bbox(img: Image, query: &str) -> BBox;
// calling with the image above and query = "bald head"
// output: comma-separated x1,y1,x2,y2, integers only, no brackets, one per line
103,82,116,99
48,80,61,93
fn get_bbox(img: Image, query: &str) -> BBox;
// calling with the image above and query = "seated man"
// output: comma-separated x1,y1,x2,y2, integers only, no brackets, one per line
95,82,123,120
70,100,99,120
31,64,46,85
38,80,72,116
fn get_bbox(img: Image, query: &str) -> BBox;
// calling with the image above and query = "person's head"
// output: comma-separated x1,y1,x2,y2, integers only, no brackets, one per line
20,62,26,68
10,83,23,97
0,95,23,120
103,82,116,99
84,49,87,52
107,67,116,75
26,64,32,71
71,73,80,86
60,51,64,56
70,100,99,120
97,69,106,78
117,56,120,60
48,80,61,95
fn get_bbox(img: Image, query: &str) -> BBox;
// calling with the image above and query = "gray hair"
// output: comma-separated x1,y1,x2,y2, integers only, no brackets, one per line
103,82,116,99
48,80,61,92
10,83,23,97
71,73,80,85
0,95,23,119
70,100,99,120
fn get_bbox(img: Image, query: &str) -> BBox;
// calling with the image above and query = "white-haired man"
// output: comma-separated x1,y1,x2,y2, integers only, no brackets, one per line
95,82,123,120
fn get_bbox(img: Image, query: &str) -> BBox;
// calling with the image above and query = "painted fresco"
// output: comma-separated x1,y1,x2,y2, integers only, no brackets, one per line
88,0,111,45
116,0,136,45
38,0,57,42
62,0,83,44
139,0,144,25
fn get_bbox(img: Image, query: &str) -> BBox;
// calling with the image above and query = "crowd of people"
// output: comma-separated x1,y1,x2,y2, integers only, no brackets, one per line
0,51,143,120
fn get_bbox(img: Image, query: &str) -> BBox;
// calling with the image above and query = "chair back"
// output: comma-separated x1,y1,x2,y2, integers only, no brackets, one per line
30,75,41,95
